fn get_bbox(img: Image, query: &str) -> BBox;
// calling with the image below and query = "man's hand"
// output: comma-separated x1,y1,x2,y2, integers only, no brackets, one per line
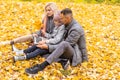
40,44,48,49
37,44,48,49
38,41,46,45
36,44,42,48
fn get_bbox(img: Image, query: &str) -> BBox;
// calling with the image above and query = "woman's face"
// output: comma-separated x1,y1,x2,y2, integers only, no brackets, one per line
45,6,54,17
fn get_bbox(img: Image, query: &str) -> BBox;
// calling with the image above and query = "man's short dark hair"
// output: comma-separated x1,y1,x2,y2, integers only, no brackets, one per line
61,8,72,15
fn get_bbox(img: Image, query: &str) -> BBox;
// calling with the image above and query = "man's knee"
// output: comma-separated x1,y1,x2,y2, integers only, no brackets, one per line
60,41,70,48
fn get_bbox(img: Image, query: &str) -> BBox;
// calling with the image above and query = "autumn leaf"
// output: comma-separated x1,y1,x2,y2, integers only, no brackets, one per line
0,0,120,80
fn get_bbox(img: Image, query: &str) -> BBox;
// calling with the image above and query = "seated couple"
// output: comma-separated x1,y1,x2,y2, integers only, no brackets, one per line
13,8,88,75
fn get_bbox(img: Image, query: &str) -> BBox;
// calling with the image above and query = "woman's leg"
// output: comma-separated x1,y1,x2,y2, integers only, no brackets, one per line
13,35,33,44
0,35,33,46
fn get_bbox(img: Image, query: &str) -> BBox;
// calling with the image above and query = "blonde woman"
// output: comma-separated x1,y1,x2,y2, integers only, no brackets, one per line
1,2,58,45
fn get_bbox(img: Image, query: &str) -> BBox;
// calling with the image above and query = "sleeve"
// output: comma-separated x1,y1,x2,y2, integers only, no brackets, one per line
34,30,41,36
48,44,59,52
44,33,53,39
65,27,83,46
46,25,65,45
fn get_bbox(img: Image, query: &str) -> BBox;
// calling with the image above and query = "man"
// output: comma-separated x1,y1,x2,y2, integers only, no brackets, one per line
25,8,88,75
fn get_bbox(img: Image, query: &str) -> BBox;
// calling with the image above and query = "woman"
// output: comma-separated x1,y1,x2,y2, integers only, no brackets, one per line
0,2,58,46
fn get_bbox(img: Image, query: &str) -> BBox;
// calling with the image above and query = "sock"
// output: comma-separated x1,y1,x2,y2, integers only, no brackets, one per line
24,55,27,59
10,40,14,45
39,61,49,70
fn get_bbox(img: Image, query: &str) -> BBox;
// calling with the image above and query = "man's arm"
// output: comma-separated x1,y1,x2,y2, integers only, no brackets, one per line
48,44,58,52
37,43,58,53
65,26,84,46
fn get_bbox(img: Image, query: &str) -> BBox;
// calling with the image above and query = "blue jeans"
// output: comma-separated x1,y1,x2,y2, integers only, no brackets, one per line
24,45,49,59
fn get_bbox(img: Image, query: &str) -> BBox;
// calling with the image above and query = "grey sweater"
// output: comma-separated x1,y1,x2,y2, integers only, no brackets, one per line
44,25,65,45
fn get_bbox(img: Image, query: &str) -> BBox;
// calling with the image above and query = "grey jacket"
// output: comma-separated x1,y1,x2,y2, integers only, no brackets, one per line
45,25,65,45
48,19,88,66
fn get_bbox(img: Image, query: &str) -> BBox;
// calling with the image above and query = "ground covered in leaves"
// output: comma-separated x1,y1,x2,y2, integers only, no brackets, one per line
0,0,120,80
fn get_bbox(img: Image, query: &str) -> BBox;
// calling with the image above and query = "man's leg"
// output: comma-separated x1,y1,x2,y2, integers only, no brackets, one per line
25,41,75,74
46,41,74,64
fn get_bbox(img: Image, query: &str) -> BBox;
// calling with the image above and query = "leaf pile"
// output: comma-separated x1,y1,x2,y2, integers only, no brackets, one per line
0,1,120,80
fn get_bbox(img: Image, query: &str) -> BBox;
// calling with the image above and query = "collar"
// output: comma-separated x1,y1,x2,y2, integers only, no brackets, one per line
48,15,53,19
65,19,76,30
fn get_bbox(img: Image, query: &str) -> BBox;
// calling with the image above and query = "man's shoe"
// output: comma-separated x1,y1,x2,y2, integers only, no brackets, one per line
25,61,49,75
59,60,70,70
82,57,88,62
25,64,42,75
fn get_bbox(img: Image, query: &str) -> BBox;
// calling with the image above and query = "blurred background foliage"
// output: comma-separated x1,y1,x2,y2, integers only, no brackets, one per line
19,0,120,4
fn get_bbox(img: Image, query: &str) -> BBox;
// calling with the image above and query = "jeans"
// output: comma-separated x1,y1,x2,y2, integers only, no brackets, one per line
24,45,49,59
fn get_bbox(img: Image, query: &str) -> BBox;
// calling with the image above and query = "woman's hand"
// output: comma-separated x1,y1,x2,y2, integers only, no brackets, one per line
33,34,38,37
41,29,46,36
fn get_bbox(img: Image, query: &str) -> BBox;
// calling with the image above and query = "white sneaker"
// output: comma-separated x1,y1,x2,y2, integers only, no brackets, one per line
12,45,24,56
13,55,26,62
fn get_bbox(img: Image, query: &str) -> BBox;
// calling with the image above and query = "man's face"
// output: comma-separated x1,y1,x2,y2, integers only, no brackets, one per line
45,6,54,17
60,14,70,25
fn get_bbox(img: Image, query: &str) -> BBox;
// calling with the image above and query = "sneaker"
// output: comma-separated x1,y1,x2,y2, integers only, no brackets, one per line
59,60,70,70
15,50,24,56
82,57,88,62
13,55,26,62
25,61,49,75
25,64,41,75
11,44,24,55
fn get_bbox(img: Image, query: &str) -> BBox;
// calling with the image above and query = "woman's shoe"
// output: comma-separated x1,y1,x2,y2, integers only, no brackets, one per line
13,55,26,62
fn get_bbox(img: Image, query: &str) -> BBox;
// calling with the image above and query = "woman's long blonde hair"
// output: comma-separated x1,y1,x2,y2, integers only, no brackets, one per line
42,2,58,34
44,2,58,15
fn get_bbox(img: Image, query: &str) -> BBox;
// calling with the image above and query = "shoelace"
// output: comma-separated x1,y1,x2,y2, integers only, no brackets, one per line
30,64,39,69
